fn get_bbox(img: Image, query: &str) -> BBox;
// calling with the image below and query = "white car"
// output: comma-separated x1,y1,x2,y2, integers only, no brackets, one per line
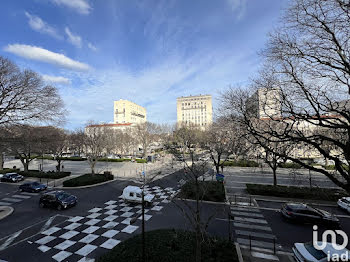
121,186,155,206
293,242,349,262
337,197,350,213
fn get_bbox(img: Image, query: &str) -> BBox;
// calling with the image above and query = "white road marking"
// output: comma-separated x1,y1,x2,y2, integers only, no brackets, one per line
0,230,23,251
0,201,11,206
235,230,275,239
40,216,56,233
251,251,279,261
234,217,268,224
12,194,31,199
2,198,21,203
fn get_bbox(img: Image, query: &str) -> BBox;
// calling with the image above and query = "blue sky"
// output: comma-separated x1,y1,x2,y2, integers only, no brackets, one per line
0,0,288,130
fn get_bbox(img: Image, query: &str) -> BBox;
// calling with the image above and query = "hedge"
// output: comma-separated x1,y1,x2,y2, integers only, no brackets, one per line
97,229,238,262
63,173,113,187
179,181,226,202
19,170,71,179
278,162,302,169
221,160,259,167
0,168,20,174
246,183,346,201
98,158,131,162
323,165,349,171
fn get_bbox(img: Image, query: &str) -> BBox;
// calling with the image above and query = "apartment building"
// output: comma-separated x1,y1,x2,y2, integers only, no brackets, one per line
114,99,147,124
177,95,213,129
246,87,282,119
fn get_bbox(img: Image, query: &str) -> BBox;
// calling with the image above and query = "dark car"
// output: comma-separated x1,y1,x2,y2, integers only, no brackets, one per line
19,182,47,193
281,203,340,227
39,191,77,210
1,173,24,183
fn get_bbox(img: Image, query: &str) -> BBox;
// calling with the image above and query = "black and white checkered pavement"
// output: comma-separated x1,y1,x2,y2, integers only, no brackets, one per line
32,185,179,262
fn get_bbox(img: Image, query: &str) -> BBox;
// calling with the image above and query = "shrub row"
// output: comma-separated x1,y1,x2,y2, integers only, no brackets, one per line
179,181,226,202
97,229,238,262
278,162,302,169
19,170,71,179
246,183,346,201
98,158,131,162
221,160,259,167
323,164,349,171
63,173,113,187
0,168,20,174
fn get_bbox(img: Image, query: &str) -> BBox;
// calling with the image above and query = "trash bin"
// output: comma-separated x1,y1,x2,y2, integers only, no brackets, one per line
216,173,224,182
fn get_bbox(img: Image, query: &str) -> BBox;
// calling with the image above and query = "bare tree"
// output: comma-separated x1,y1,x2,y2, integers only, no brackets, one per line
45,127,68,173
69,129,85,157
168,125,215,262
0,56,65,126
83,124,109,175
0,56,65,170
134,122,160,158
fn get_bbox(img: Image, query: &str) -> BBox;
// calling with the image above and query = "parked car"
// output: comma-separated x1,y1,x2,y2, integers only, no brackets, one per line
121,186,154,206
39,191,77,210
337,197,350,213
19,182,47,193
281,203,340,227
1,173,24,183
293,242,349,262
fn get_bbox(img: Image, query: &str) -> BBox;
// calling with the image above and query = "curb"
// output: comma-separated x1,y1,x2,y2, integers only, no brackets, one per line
0,206,14,220
253,195,337,207
55,178,125,189
235,242,244,262
174,197,227,205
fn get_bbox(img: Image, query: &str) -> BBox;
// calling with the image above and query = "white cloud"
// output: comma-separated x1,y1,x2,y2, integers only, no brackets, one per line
87,42,98,51
227,0,247,20
52,0,92,15
65,27,82,48
25,12,61,39
42,74,71,84
58,49,258,130
4,44,90,71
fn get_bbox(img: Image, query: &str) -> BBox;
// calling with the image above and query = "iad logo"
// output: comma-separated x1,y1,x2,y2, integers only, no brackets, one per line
313,225,348,250
313,225,349,262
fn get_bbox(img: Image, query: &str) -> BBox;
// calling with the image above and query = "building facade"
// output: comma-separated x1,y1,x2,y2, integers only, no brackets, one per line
177,95,213,129
114,99,147,124
246,87,282,119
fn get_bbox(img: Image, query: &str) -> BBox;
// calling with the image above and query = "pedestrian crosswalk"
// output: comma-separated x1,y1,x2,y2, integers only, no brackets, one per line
0,191,38,206
230,205,283,261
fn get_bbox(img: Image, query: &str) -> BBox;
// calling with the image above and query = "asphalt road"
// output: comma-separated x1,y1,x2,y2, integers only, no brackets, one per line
256,200,350,250
1,169,231,262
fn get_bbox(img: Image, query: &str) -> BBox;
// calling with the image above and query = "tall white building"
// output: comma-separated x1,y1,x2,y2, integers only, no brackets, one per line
177,95,213,129
114,99,147,124
246,88,282,119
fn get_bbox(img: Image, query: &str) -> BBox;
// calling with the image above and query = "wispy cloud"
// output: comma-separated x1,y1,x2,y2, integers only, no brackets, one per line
52,0,92,15
58,49,257,129
4,44,91,71
87,42,97,51
42,74,71,84
25,12,61,39
227,0,247,20
65,27,82,48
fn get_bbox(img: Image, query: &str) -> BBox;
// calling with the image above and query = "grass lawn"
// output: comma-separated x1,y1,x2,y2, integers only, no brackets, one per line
63,173,113,187
97,229,238,262
178,180,226,202
246,183,347,201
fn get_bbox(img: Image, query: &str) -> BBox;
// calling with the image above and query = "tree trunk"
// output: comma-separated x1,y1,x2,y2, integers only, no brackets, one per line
23,161,29,172
273,167,277,186
0,152,4,170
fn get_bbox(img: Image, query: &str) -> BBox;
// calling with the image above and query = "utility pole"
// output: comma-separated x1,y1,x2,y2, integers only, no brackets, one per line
142,167,145,262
